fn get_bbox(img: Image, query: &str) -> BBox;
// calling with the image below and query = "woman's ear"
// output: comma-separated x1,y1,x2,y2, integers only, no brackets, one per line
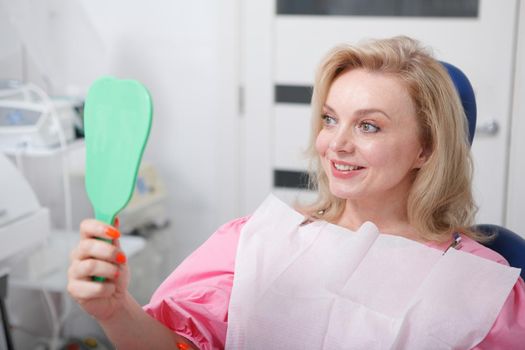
414,146,430,169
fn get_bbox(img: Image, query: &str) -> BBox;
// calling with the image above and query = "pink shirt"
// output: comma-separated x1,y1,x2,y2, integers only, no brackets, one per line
143,217,525,349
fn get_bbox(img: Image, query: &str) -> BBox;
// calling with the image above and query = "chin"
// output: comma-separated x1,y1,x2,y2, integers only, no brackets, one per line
328,185,362,200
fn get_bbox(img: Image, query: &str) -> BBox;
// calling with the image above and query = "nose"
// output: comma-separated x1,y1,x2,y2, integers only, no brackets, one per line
329,127,354,153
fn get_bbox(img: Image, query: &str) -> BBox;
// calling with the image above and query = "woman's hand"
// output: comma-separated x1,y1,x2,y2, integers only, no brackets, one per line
68,219,198,349
67,218,129,321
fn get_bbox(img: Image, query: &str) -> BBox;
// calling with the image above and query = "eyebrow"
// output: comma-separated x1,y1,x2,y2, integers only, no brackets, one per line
323,104,391,120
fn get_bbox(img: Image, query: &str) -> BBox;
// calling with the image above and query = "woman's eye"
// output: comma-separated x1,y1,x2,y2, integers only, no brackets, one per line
359,121,380,133
322,114,336,126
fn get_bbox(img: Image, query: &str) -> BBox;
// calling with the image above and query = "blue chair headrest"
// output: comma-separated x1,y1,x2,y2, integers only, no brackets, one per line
440,61,477,145
476,224,525,280
441,63,525,276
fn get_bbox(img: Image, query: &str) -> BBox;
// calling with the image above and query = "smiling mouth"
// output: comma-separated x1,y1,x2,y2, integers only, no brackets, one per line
332,161,364,171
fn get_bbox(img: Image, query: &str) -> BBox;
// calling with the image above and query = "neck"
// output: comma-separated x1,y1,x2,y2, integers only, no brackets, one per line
336,189,423,242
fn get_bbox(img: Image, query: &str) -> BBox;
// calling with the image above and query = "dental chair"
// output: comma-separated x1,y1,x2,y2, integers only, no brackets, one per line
442,62,525,279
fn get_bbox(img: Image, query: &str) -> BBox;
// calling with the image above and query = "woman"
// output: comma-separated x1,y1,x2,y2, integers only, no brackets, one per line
68,36,525,349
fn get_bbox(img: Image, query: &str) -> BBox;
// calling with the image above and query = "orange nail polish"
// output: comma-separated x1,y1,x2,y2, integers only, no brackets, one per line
105,226,120,239
177,343,190,350
116,252,127,264
113,216,120,228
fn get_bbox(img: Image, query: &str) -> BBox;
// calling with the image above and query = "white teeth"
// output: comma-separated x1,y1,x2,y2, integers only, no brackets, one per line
334,163,360,171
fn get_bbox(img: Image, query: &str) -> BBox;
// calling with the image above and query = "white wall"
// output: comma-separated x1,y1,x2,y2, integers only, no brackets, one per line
0,0,241,263
78,0,241,259
0,9,23,80
507,0,525,235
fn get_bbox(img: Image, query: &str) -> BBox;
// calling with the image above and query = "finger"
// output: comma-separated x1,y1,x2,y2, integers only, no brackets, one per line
113,238,122,249
71,239,126,264
79,219,121,241
113,216,120,229
67,279,116,300
69,259,120,281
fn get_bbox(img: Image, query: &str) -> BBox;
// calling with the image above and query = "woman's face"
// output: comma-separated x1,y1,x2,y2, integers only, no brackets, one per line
315,69,427,202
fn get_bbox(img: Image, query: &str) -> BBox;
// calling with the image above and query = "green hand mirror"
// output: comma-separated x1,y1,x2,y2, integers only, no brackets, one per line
84,77,152,280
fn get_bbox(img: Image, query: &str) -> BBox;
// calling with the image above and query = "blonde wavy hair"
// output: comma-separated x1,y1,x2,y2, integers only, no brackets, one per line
299,36,479,242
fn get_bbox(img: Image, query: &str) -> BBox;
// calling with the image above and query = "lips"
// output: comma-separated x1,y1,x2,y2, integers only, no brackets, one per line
331,160,364,171
333,162,363,171
330,160,365,179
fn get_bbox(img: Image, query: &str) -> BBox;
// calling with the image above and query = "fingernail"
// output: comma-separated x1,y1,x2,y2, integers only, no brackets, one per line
116,252,127,264
105,226,120,239
113,216,120,228
177,343,190,350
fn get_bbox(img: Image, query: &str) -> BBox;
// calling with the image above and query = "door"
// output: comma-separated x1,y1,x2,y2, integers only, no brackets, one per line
241,0,519,226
